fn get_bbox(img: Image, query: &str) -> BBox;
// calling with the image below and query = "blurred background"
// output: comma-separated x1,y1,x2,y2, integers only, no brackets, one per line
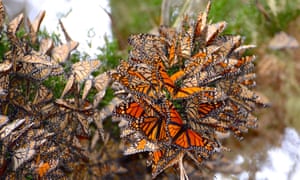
3,0,300,179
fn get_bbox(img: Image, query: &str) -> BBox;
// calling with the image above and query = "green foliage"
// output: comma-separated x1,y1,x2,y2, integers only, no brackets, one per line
43,75,65,98
98,87,114,108
97,37,122,72
0,36,10,61
39,28,62,45
209,1,260,43
209,0,300,44
109,0,162,48
274,2,300,30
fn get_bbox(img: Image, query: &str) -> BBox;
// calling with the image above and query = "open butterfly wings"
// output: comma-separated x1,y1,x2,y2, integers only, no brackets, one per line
168,104,216,152
114,99,169,142
112,0,269,178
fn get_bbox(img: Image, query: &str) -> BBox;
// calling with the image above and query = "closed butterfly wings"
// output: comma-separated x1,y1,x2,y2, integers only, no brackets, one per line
32,85,54,107
51,20,79,64
0,60,12,96
128,33,168,64
55,98,92,136
51,41,79,64
27,11,46,44
0,1,4,30
148,147,184,178
72,60,101,83
15,52,62,81
111,61,163,99
61,60,101,98
39,38,54,55
7,13,24,45
186,100,224,120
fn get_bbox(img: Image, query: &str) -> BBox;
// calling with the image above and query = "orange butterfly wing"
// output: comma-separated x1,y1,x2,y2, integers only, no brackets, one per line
149,147,183,178
168,105,213,150
131,115,168,142
115,100,168,142
156,62,216,99
186,100,224,120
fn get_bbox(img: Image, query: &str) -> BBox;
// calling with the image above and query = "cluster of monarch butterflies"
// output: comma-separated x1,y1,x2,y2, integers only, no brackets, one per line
0,1,123,178
112,1,269,178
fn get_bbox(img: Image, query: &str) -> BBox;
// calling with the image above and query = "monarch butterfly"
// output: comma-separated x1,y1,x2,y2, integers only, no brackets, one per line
7,121,34,145
55,98,93,112
193,0,211,39
28,11,46,44
195,100,252,139
82,78,93,100
50,65,64,76
76,112,90,135
0,115,9,129
269,31,299,50
39,38,54,55
7,13,24,44
15,62,41,80
183,58,250,87
230,44,256,59
154,62,217,99
36,162,50,177
93,72,110,107
0,118,26,140
209,35,241,58
167,105,215,151
12,146,36,171
217,56,255,72
114,98,168,142
38,102,59,120
118,61,151,79
186,100,224,121
19,53,53,66
237,73,256,88
0,60,12,73
32,85,53,105
12,137,49,171
178,19,193,58
51,41,79,63
128,34,168,66
94,72,110,92
0,0,4,29
181,72,223,88
128,34,167,54
183,53,219,78
205,21,227,45
111,72,163,99
158,25,178,67
123,136,159,155
219,81,258,105
148,147,184,179
61,74,75,98
59,19,73,42
71,60,101,82
30,65,52,81
0,74,9,96
116,61,161,92
217,109,257,131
